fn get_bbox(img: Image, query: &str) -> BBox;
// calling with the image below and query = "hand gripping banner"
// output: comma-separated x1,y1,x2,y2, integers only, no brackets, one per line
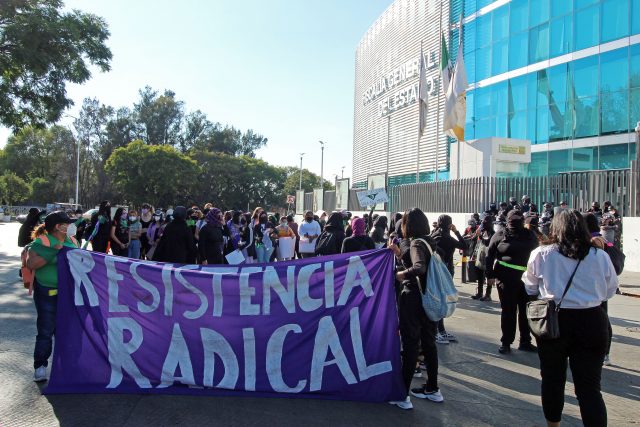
46,248,405,402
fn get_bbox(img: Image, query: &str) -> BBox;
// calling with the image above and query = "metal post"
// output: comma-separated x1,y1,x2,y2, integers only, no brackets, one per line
341,166,345,179
435,0,444,183
64,113,80,209
299,152,305,190
633,122,640,216
319,141,325,189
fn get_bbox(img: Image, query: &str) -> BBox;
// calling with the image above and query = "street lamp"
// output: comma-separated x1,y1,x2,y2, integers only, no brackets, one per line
634,122,640,216
319,140,325,189
341,166,345,179
299,153,305,191
64,113,81,209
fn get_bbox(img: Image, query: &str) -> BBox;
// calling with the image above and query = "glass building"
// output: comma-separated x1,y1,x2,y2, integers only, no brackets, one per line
352,0,639,186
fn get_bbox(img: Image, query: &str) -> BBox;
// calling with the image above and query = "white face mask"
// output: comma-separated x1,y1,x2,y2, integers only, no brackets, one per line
154,216,161,221
129,216,137,221
66,223,77,238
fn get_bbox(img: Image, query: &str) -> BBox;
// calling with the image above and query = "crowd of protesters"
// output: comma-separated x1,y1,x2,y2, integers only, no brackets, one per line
18,195,621,425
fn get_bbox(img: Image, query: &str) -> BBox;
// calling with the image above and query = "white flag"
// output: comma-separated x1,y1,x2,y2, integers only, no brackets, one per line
418,44,428,138
443,19,468,141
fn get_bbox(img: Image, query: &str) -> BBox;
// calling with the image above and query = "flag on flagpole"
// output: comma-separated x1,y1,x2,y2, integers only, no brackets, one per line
443,16,468,141
440,33,452,96
418,42,428,138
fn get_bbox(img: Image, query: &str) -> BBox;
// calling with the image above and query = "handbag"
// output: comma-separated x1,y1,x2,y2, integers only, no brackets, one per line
526,258,582,340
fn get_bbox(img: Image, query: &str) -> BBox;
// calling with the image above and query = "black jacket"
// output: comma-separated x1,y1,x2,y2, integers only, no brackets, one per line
430,228,466,275
485,228,538,280
341,235,375,253
315,213,345,256
198,223,226,264
153,219,197,264
400,236,437,291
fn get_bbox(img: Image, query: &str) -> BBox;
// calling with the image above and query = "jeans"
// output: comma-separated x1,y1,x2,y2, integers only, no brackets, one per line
536,306,609,426
128,239,141,259
255,244,273,263
398,282,439,394
33,280,57,369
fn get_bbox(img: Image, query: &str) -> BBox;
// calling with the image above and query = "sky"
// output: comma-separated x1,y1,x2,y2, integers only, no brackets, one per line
0,0,394,183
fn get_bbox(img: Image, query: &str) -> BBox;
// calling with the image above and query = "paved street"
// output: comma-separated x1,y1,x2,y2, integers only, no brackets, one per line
1,221,638,427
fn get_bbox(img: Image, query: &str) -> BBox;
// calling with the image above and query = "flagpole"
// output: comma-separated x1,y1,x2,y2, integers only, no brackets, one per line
456,15,462,180
435,0,443,182
416,39,423,184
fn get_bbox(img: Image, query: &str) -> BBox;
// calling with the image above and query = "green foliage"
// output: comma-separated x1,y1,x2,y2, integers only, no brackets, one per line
0,0,112,129
105,140,199,207
0,172,30,205
281,166,335,195
134,86,184,146
28,176,54,204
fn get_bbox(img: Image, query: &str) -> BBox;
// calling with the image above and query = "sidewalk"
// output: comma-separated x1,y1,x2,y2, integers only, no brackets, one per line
1,222,638,426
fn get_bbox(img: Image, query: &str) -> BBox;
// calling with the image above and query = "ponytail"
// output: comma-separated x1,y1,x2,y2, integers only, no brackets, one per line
31,223,46,240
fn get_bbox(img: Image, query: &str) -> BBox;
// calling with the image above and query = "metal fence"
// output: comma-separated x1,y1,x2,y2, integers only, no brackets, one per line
389,170,633,216
295,169,637,216
0,205,45,218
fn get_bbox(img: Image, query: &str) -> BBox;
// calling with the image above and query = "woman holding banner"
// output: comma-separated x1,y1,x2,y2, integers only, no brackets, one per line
390,208,443,409
25,211,79,382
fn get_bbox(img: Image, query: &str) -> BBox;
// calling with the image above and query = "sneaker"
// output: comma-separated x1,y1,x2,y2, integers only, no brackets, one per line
419,361,426,370
413,367,423,378
498,345,511,354
389,396,413,410
443,332,458,342
518,342,537,352
435,333,449,345
34,366,47,382
410,386,444,403
479,295,492,301
603,355,611,366
471,294,482,300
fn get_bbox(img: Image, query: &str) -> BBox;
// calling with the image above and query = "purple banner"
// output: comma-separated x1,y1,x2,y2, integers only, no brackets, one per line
46,249,405,402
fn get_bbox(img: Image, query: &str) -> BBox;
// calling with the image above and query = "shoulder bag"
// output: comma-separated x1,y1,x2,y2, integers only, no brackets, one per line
526,257,582,340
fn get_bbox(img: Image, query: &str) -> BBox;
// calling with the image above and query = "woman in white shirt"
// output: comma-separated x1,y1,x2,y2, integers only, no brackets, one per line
523,210,618,427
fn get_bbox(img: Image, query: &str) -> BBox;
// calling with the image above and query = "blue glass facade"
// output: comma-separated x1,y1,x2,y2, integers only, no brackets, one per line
458,0,639,176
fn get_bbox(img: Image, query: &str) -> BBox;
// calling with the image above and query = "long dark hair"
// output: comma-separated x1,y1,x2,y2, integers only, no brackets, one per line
97,200,111,220
582,212,600,234
546,210,592,260
401,208,430,239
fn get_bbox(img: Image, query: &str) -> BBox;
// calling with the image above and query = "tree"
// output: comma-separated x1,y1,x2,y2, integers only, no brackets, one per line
134,86,184,146
281,166,334,196
0,0,112,129
105,140,199,207
29,176,55,204
0,172,30,205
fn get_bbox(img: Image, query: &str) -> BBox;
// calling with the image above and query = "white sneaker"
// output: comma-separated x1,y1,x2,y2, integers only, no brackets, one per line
435,333,449,344
413,367,423,378
34,366,47,382
389,396,413,410
411,386,444,403
443,332,458,342
603,355,611,366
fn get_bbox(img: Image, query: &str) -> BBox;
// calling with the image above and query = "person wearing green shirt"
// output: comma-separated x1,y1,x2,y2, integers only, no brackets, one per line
26,211,79,382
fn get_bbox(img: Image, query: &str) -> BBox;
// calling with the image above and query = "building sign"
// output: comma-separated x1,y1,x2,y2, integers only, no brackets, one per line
498,145,526,155
361,52,439,118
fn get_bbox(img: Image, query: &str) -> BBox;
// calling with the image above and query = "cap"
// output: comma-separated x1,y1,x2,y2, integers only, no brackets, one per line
45,211,75,229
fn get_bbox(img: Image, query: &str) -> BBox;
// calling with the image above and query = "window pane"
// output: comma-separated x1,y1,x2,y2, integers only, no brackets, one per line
600,48,628,93
633,0,640,35
575,0,598,8
464,0,477,17
574,96,599,138
572,55,598,98
476,47,491,81
477,13,492,48
495,114,508,137
492,6,509,41
599,144,630,169
548,63,568,104
630,88,640,130
475,87,492,118
550,15,573,57
601,91,629,134
492,39,508,75
529,24,549,63
527,109,537,143
529,151,548,176
508,109,527,139
572,147,598,171
536,106,549,143
509,76,528,111
533,69,550,107
476,117,494,138
551,0,572,18
575,5,599,50
510,0,529,34
529,0,550,27
464,21,476,56
601,0,629,43
509,31,529,70
630,44,640,88
492,81,509,116
549,149,571,175
548,102,571,141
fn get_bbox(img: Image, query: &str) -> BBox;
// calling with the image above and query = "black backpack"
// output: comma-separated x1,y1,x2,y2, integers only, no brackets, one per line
315,231,338,256
603,242,625,276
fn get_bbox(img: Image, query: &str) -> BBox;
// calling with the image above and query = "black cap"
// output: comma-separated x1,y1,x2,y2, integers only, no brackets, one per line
45,211,74,229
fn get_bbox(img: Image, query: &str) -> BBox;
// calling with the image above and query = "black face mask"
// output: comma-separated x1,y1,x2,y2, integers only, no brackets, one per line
305,217,313,222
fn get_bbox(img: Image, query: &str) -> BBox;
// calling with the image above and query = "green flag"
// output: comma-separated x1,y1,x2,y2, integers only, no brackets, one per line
440,33,452,95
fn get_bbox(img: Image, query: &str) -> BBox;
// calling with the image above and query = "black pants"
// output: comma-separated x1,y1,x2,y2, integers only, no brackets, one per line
496,277,531,345
398,282,438,394
536,306,609,426
601,301,613,355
